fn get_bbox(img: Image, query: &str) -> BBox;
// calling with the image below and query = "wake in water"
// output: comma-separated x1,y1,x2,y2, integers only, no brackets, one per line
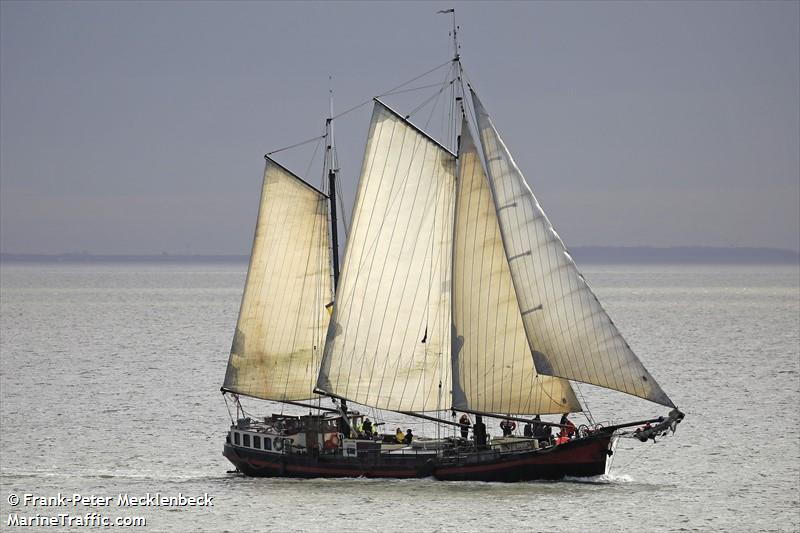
563,472,635,484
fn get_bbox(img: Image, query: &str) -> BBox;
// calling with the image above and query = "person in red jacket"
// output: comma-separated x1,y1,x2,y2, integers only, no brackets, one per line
559,414,577,439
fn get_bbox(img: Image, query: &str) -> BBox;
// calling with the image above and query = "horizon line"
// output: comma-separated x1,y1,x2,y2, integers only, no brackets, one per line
1,245,798,264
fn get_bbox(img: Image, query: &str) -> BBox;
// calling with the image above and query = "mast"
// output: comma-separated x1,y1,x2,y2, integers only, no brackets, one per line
327,82,340,288
440,8,463,151
327,80,349,424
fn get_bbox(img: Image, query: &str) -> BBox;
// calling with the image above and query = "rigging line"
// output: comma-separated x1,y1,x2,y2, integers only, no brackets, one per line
406,79,456,121
266,133,326,156
382,81,452,97
304,136,324,185
334,172,350,236
223,394,235,424
573,382,595,425
333,77,453,324
331,58,453,121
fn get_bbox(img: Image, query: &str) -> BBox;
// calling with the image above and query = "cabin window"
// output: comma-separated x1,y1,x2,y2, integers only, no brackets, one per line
264,438,272,450
233,432,240,445
243,434,251,447
253,436,261,449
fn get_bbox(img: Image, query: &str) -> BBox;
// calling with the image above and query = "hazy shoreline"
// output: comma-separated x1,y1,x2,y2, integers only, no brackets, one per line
1,247,798,265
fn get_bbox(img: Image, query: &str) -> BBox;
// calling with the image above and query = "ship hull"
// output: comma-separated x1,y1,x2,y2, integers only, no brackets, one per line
223,444,435,479
432,434,613,481
223,433,613,482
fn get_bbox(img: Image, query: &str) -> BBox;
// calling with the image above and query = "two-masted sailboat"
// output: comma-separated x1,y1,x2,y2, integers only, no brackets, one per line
220,21,683,482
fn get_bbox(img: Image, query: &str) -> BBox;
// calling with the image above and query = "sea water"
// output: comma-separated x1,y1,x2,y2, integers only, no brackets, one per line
1,262,798,532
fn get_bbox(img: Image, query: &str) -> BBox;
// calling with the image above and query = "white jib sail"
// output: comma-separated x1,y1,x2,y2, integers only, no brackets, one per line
452,118,581,415
471,91,674,408
316,101,456,412
223,158,333,401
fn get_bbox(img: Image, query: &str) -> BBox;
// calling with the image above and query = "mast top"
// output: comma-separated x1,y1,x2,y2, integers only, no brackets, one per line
437,8,459,62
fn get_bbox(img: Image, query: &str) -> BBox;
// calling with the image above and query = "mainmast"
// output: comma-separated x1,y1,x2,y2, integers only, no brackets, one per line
440,8,463,153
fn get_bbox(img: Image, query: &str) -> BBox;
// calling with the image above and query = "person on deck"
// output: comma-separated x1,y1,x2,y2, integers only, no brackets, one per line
532,415,552,445
473,418,487,449
403,429,413,445
459,414,471,440
362,418,372,436
559,414,577,440
499,418,516,437
523,421,533,438
395,427,405,444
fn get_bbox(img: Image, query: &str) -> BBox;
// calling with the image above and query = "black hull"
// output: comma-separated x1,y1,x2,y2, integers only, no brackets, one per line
223,434,613,482
224,444,434,479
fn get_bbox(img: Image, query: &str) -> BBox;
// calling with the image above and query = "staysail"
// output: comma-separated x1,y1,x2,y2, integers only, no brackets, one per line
451,118,581,415
316,100,456,412
223,157,333,401
471,90,675,408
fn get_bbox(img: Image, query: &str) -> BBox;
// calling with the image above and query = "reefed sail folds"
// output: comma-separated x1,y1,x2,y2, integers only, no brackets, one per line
316,101,456,412
471,90,674,408
223,158,332,401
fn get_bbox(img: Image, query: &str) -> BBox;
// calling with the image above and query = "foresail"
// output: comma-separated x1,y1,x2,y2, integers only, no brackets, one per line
471,91,675,408
452,118,581,415
223,158,332,401
316,101,456,412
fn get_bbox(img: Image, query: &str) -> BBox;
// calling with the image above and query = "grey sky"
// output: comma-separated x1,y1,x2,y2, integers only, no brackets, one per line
1,1,798,254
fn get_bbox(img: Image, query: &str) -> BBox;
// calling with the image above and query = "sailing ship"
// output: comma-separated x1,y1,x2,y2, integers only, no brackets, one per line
220,20,684,482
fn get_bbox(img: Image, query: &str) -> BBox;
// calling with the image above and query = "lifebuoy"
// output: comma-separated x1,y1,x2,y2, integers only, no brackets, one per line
274,438,284,452
324,433,340,450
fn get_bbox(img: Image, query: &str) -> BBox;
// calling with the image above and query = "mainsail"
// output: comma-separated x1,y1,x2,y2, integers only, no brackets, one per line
471,90,674,408
316,100,456,412
223,157,333,401
451,118,581,414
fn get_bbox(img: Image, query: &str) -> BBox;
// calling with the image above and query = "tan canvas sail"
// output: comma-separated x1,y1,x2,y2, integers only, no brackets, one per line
223,157,333,401
451,118,581,415
471,90,674,408
316,101,456,412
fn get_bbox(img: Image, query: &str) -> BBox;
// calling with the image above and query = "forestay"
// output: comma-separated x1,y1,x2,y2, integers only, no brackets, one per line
223,158,332,401
316,101,456,412
471,90,674,408
451,118,581,414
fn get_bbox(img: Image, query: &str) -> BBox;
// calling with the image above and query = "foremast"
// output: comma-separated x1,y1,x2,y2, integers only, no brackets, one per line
325,82,352,432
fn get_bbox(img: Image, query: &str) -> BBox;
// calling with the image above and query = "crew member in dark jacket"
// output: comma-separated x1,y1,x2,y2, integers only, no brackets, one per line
473,416,487,449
